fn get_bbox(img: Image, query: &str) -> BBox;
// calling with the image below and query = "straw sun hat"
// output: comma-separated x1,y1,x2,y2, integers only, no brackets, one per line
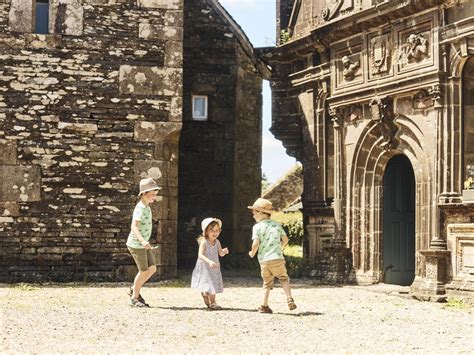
247,198,273,214
138,177,161,196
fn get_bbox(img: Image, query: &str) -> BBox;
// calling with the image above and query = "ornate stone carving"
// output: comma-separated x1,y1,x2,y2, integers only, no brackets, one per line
413,89,433,109
412,85,443,109
369,96,398,150
343,104,363,122
429,84,442,106
328,107,342,129
321,0,353,21
370,35,390,74
406,33,428,62
342,55,360,81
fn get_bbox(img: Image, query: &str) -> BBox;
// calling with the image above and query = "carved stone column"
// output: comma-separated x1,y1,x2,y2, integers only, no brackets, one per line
306,106,352,283
329,107,346,248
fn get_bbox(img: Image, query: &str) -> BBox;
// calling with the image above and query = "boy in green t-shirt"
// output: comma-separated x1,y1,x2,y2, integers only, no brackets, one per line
248,198,297,313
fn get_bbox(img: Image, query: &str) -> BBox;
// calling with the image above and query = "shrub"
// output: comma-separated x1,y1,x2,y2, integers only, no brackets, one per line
272,211,304,246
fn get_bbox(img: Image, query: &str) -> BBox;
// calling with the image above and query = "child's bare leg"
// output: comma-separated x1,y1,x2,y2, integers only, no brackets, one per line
262,288,271,306
280,279,293,299
132,265,156,299
209,294,216,304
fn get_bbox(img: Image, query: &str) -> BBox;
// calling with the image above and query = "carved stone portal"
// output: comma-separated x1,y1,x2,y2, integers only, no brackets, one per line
369,96,399,150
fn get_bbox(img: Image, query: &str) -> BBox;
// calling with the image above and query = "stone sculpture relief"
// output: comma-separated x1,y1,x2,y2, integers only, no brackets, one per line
406,33,428,62
370,35,390,74
369,96,398,150
342,55,360,81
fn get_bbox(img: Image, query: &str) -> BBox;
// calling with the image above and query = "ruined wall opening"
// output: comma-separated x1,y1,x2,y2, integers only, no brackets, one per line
382,155,415,286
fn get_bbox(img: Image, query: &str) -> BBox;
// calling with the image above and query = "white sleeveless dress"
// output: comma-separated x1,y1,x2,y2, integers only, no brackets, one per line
191,239,224,294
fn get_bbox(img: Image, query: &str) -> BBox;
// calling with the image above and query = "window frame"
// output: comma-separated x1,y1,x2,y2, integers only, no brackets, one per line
192,94,209,121
34,0,50,34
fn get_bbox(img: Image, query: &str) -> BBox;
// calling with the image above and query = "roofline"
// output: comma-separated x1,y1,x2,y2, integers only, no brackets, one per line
208,0,272,79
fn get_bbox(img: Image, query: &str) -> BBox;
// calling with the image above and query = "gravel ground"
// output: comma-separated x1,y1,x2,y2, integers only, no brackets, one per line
1,277,473,354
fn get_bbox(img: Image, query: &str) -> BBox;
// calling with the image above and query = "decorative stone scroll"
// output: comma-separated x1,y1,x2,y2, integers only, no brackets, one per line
369,96,398,150
321,0,353,21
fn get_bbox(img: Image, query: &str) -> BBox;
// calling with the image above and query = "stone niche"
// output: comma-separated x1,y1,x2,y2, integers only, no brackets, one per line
446,223,474,303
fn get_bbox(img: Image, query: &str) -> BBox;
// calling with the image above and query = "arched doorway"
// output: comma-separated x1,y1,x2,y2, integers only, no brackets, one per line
382,155,415,285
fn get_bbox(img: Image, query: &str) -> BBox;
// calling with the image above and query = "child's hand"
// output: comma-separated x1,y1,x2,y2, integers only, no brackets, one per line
222,247,229,255
143,242,151,249
248,251,254,258
208,261,218,269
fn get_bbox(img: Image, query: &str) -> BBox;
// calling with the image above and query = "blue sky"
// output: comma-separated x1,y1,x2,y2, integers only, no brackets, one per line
219,0,298,183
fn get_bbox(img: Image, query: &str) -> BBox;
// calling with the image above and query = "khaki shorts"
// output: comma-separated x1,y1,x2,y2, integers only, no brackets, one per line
260,259,289,290
128,246,156,272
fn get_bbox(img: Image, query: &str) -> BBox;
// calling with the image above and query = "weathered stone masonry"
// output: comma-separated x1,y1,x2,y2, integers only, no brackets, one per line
0,0,184,281
178,0,267,266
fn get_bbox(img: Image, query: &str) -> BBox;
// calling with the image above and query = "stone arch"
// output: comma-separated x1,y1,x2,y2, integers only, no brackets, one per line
347,113,432,283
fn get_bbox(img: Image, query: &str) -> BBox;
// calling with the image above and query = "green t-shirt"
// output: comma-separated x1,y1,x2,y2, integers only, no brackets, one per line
252,219,286,263
126,201,153,249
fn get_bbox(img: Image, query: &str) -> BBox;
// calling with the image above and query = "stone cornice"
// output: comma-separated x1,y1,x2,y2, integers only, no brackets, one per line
271,0,446,60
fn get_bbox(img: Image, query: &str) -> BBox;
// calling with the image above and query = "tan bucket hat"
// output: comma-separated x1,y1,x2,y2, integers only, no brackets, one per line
201,217,222,233
138,177,161,196
247,198,273,214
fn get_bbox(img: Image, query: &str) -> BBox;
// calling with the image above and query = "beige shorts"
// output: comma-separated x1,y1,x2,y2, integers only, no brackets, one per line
128,246,156,272
260,259,289,290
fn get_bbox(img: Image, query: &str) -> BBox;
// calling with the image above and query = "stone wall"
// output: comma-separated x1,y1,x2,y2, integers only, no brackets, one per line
0,0,183,282
178,0,262,266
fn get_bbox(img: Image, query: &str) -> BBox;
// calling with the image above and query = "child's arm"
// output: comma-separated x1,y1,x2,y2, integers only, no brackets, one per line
217,240,229,257
198,240,218,268
130,220,151,249
281,234,289,248
248,239,259,258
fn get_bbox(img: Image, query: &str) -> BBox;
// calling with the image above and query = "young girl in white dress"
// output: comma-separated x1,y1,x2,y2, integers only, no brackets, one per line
191,217,229,309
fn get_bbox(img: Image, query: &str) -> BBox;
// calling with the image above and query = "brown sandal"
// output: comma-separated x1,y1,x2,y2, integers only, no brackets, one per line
201,292,210,308
257,305,273,314
287,297,297,310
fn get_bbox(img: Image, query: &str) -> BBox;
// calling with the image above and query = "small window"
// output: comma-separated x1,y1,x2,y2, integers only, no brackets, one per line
192,95,208,120
35,0,49,34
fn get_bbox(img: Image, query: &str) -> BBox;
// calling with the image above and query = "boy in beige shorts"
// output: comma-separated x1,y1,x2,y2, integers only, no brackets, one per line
248,198,297,313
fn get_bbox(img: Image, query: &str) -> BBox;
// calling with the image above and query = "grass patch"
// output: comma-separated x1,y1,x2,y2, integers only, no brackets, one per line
13,283,38,291
444,298,469,310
